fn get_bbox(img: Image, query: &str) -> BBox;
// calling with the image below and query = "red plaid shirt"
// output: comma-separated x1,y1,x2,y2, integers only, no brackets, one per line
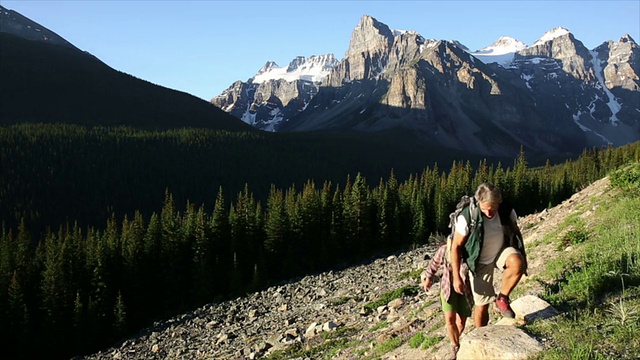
425,245,473,306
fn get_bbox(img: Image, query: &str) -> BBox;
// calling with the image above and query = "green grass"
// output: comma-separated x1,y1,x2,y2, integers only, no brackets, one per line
363,336,404,359
408,332,444,350
397,268,423,281
610,162,640,195
409,332,426,348
524,178,640,359
421,335,444,350
264,327,360,360
330,296,352,306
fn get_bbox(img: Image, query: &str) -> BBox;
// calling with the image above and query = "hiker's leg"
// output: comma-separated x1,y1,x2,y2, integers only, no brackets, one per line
441,292,462,346
497,248,524,296
473,304,489,327
469,262,494,327
444,310,460,346
456,314,467,335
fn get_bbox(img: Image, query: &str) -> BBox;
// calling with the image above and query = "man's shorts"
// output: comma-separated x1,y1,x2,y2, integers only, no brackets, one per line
440,290,472,318
469,247,520,306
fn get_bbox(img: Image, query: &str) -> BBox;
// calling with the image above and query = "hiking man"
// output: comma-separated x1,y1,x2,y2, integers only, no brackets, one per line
450,182,527,328
421,239,473,359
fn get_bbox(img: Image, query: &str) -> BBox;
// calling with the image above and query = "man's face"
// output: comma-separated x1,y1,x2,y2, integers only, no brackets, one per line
479,201,498,219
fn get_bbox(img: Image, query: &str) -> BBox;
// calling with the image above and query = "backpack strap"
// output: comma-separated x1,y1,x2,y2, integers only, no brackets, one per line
468,197,479,231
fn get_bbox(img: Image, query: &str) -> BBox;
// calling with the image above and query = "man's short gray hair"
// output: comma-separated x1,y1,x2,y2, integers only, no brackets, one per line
475,183,502,206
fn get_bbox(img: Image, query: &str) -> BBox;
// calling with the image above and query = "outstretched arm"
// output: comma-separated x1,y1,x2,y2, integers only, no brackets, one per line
422,245,445,292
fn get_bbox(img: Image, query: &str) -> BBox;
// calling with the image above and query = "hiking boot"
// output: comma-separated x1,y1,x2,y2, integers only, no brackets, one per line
495,294,515,318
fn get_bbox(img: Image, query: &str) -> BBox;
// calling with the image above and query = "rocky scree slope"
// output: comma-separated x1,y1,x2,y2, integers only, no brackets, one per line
78,177,612,360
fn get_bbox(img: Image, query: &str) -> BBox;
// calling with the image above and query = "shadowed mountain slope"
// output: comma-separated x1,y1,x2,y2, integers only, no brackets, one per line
0,32,252,131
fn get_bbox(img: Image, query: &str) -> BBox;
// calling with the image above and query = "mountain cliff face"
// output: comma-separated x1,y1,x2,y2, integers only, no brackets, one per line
211,15,640,157
212,55,338,131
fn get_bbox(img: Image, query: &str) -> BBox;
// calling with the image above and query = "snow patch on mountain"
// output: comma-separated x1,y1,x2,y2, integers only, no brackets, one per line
590,49,621,125
533,27,570,46
572,110,612,144
252,54,338,84
469,36,527,66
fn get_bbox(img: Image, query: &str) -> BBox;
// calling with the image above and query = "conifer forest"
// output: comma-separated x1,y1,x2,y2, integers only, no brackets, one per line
1,123,639,359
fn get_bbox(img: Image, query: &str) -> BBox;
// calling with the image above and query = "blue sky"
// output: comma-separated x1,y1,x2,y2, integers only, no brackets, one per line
3,1,639,101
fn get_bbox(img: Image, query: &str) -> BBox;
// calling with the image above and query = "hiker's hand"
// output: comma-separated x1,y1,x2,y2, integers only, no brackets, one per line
422,278,433,292
453,276,464,294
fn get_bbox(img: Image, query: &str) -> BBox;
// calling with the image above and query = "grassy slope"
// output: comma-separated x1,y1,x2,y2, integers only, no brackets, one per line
524,164,640,359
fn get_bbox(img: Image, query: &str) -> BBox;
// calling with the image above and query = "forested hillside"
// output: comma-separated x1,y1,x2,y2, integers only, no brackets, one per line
0,123,638,359
0,123,486,234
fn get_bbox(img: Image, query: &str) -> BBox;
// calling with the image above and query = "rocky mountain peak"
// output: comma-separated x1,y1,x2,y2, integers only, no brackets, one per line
345,15,394,60
470,36,527,65
286,56,307,72
257,61,279,75
532,26,571,46
252,54,337,84
289,53,339,73
211,53,339,132
619,34,637,44
595,33,640,93
451,40,470,51
481,36,528,53
518,26,593,81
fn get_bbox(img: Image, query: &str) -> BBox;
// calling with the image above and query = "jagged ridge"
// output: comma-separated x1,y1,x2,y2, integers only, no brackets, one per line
211,15,640,158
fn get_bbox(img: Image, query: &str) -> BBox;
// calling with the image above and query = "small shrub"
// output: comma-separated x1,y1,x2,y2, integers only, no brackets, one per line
330,296,352,306
562,228,589,246
610,163,640,193
409,332,425,348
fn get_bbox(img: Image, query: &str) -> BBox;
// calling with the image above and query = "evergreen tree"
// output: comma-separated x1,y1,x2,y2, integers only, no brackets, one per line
191,205,214,304
210,187,231,296
265,185,288,278
113,290,127,338
7,272,29,355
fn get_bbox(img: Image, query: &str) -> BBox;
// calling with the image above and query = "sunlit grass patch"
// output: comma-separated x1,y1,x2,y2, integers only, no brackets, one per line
526,184,640,359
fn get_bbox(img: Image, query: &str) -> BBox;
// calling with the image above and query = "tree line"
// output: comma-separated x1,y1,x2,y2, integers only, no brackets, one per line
1,124,638,358
0,123,487,236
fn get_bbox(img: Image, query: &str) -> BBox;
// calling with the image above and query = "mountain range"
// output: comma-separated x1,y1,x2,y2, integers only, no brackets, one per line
211,15,640,157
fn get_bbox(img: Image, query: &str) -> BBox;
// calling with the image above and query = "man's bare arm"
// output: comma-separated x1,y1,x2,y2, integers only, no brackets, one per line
451,231,467,294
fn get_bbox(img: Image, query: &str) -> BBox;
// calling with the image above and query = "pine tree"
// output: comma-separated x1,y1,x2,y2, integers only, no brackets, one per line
113,290,127,338
191,205,214,303
210,187,231,295
160,190,183,308
265,185,287,276
7,272,29,352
